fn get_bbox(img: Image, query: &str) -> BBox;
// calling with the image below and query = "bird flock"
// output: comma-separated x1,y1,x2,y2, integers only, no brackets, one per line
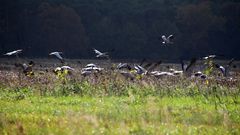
2,34,238,81
2,45,237,82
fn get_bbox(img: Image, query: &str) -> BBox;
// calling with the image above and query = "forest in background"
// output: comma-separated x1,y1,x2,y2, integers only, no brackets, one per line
0,0,240,60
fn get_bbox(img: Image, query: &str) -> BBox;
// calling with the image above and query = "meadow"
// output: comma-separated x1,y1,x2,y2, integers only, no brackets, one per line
0,59,240,135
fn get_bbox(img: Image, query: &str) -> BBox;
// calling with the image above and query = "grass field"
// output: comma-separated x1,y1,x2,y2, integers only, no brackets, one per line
0,59,240,134
1,95,240,135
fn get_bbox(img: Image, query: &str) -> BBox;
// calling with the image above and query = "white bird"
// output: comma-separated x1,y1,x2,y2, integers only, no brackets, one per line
203,55,216,60
85,63,97,68
82,63,104,73
161,35,174,44
82,67,103,72
93,48,109,58
92,67,104,71
4,49,22,56
81,65,103,76
49,52,64,63
151,71,174,77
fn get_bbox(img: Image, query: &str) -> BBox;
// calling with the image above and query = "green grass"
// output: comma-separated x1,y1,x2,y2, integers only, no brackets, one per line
0,95,240,135
0,70,240,134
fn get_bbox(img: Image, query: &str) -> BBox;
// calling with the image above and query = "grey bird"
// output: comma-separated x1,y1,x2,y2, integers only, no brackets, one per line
93,48,109,58
49,52,64,63
181,58,197,73
134,64,147,75
15,61,35,76
161,35,174,44
117,63,132,70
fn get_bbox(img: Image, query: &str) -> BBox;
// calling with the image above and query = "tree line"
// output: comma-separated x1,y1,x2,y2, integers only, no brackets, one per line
0,0,240,60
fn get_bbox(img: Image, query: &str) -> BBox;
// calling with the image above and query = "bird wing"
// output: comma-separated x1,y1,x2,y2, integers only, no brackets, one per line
143,63,152,70
139,58,146,66
162,35,167,41
209,55,216,58
50,52,63,60
103,52,108,55
137,65,147,73
117,63,125,69
15,49,23,54
148,60,162,71
215,64,226,75
4,52,11,55
186,58,197,72
49,52,55,55
4,49,22,56
117,63,132,70
203,56,208,60
86,63,97,68
227,58,234,67
180,60,185,71
61,66,74,71
55,53,63,60
93,49,102,55
4,51,14,55
168,35,174,40
49,52,62,55
224,58,235,76
219,66,226,75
